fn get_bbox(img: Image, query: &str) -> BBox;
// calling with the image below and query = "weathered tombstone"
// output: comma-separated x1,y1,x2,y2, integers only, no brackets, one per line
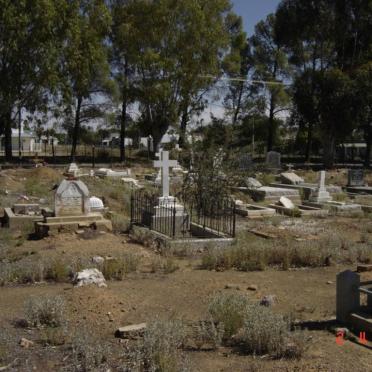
309,171,332,203
266,151,281,169
64,163,81,178
89,196,105,212
245,177,262,189
55,179,91,216
279,196,295,209
238,154,254,172
347,169,365,187
280,172,304,185
154,151,178,199
336,270,360,324
152,151,188,236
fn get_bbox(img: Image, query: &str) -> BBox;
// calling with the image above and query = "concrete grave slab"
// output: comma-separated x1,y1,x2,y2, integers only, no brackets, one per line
280,172,304,185
235,204,276,219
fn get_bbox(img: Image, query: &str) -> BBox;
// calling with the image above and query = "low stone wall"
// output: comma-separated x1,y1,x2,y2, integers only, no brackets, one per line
131,224,235,256
2,208,43,229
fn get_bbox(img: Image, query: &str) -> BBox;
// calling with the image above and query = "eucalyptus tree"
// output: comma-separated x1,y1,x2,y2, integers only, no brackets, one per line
275,0,372,166
60,0,113,160
222,15,255,127
111,0,235,152
250,14,292,151
0,0,69,160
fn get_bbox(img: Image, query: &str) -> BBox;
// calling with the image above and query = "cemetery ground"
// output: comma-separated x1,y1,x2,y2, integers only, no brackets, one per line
1,167,372,371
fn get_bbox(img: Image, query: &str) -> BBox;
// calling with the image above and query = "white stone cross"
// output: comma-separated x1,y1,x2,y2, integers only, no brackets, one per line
154,151,178,198
318,170,326,191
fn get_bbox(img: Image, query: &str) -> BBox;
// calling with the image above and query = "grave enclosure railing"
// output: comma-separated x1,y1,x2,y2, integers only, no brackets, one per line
130,191,236,239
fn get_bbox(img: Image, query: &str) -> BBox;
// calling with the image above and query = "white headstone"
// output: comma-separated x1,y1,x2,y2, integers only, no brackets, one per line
310,171,332,203
89,196,104,211
245,177,262,189
65,163,80,178
279,196,295,209
55,179,90,216
153,151,178,198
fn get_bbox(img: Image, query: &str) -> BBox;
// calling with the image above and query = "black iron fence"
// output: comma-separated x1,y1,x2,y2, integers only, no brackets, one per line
130,191,236,239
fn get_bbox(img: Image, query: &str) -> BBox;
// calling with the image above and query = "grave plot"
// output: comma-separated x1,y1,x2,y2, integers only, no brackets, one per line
269,196,328,217
130,151,236,252
235,203,276,219
2,203,43,229
35,165,112,238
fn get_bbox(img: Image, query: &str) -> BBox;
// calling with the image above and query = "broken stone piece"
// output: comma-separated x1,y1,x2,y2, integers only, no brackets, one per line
115,323,147,339
19,337,34,348
73,269,107,288
260,295,277,307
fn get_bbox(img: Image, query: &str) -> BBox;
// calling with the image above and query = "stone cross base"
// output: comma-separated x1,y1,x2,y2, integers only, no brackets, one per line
310,190,332,203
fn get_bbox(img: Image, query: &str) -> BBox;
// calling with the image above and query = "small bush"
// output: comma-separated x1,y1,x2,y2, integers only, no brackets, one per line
45,259,69,282
101,254,139,280
140,319,188,372
24,295,66,328
111,213,131,233
240,303,290,356
192,320,224,350
150,257,179,274
39,327,67,346
70,328,112,371
208,293,250,340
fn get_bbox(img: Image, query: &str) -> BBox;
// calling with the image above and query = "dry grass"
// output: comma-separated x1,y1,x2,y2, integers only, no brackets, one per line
200,232,372,272
24,295,66,328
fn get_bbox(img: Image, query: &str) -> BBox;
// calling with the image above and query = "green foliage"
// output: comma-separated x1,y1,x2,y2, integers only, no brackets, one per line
101,254,139,280
208,293,250,339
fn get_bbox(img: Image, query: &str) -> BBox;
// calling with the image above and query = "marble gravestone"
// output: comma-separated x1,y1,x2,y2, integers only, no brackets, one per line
310,171,332,203
347,169,365,187
55,179,91,216
266,151,281,169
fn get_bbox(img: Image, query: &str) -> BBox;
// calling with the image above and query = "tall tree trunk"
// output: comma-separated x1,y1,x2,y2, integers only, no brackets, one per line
70,96,82,161
305,122,313,162
232,81,244,126
323,132,336,169
120,60,129,162
178,99,189,148
267,94,275,151
4,111,12,161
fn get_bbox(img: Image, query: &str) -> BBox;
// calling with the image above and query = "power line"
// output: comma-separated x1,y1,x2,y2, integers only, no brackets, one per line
199,74,291,86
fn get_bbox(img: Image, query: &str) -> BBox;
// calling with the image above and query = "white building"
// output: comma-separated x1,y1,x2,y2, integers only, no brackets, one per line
0,129,40,153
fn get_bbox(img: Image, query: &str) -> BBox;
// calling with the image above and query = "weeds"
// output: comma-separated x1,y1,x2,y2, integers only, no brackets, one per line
101,254,139,280
111,213,131,233
24,295,66,328
140,319,188,372
200,233,372,272
151,257,179,274
208,293,250,340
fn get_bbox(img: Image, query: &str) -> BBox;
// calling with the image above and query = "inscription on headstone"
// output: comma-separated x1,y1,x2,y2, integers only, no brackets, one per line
237,154,254,171
55,179,90,216
347,169,364,187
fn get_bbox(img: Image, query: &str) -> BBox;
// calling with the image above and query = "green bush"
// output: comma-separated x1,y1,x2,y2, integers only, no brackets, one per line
101,254,139,280
208,293,250,340
111,213,131,233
